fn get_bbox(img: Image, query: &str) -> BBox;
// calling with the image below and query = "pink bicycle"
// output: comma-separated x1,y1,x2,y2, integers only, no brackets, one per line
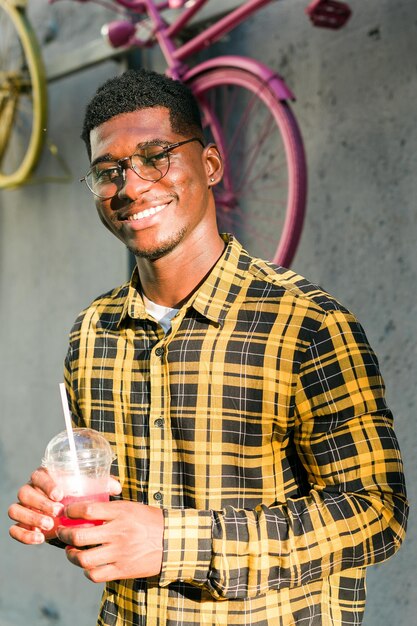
0,0,351,265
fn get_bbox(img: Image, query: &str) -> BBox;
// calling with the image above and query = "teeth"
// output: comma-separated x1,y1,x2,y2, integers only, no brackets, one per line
128,204,167,221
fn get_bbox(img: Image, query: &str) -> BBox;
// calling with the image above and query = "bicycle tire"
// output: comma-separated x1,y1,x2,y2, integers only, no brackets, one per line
187,66,307,267
0,0,47,189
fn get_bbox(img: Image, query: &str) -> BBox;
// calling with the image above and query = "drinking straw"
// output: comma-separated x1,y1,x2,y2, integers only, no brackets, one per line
59,383,81,482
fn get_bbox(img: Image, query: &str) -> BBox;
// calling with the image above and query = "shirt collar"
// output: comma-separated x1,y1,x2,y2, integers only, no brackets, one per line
190,235,251,326
118,267,147,325
117,235,251,328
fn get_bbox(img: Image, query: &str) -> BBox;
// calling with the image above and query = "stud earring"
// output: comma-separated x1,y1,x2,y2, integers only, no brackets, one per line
210,178,215,182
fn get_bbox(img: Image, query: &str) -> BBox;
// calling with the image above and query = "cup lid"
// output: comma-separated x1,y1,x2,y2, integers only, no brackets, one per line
42,428,115,469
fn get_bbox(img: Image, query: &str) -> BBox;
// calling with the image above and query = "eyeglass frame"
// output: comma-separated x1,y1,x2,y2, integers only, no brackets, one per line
80,137,205,199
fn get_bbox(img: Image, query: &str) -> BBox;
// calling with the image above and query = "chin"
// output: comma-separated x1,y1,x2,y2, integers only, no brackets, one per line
126,228,187,261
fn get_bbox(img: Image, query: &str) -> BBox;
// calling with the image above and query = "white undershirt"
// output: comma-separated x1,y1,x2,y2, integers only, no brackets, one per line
142,294,179,334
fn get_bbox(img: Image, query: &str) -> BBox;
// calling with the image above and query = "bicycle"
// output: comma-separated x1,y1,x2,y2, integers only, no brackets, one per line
0,0,351,266
0,0,47,191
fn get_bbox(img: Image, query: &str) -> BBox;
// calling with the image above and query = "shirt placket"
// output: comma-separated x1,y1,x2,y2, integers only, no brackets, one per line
146,316,184,625
147,310,188,508
148,333,171,507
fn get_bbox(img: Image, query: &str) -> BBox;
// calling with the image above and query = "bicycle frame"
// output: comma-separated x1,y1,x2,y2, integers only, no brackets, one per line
103,0,279,79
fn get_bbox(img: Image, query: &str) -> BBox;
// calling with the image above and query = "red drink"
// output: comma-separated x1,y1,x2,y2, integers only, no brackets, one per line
42,427,115,535
57,492,109,528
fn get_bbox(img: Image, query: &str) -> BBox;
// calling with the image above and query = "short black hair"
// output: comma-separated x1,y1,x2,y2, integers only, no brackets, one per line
81,69,204,158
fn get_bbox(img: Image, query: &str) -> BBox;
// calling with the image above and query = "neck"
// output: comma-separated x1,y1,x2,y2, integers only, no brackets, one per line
136,232,225,308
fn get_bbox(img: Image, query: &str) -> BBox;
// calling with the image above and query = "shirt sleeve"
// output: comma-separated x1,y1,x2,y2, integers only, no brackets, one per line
160,308,408,599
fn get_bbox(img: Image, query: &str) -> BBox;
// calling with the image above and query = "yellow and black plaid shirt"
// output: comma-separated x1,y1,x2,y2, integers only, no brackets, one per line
65,236,407,626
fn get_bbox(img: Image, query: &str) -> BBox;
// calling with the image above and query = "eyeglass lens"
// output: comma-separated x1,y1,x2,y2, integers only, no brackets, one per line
85,145,170,199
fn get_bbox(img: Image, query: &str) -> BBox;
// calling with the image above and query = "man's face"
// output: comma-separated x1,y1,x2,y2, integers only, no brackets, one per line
89,106,222,261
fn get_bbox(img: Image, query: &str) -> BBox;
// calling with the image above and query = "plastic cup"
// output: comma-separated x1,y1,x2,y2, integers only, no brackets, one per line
42,428,115,528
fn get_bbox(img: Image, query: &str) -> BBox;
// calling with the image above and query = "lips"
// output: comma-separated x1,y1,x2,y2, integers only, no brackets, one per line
127,203,168,221
118,198,173,222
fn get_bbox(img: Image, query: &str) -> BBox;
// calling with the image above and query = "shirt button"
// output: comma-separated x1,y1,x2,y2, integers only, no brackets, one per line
154,418,164,428
153,491,163,502
155,347,164,357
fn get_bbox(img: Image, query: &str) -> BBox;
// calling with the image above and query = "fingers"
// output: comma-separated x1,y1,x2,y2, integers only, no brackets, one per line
63,500,115,523
8,467,65,545
8,501,55,530
30,466,63,501
16,483,64,518
59,502,163,581
65,545,117,583
9,521,46,545
57,522,107,549
55,501,122,550
83,564,118,584
8,499,62,544
65,543,111,568
108,476,122,496
9,471,121,549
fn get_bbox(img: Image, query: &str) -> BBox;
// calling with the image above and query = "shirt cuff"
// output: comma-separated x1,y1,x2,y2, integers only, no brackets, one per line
160,508,213,587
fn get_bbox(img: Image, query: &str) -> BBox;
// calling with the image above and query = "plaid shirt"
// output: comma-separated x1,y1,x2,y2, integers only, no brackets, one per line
65,236,407,626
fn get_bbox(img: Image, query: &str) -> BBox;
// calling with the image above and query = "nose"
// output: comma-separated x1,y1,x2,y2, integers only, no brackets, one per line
117,164,153,200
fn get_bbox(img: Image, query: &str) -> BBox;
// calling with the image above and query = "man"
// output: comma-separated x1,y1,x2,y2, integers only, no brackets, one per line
9,69,408,626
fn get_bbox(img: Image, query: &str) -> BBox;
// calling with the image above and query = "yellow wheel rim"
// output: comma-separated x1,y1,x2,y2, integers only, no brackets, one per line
0,0,47,188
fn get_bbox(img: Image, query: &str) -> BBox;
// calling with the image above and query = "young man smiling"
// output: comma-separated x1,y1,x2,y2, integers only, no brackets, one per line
9,69,408,626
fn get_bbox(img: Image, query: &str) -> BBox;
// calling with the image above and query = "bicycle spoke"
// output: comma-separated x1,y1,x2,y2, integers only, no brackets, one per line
220,86,259,157
209,82,290,203
190,66,306,265
231,114,280,193
0,95,17,160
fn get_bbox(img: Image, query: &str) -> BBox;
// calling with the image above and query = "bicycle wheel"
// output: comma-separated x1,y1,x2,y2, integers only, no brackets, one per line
188,66,307,267
0,0,47,189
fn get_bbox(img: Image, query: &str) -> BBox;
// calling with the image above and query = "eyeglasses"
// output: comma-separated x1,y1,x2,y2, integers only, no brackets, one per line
81,137,205,199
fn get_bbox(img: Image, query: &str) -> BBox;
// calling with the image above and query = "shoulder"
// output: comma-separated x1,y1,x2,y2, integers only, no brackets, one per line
246,255,349,317
69,280,131,336
243,258,379,370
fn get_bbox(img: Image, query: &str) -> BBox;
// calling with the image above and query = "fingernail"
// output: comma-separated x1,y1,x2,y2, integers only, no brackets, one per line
34,532,45,544
41,517,54,531
50,488,63,501
108,478,122,494
52,503,64,516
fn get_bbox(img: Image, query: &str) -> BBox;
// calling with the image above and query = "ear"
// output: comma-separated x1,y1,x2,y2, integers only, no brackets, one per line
203,143,223,187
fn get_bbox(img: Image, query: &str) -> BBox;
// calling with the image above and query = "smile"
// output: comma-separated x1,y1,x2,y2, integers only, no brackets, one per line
127,203,168,221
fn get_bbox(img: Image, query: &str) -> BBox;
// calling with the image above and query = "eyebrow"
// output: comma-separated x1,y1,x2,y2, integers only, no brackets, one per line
89,139,172,168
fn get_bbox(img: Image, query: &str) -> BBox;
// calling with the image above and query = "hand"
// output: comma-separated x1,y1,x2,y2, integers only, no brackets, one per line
8,467,65,544
56,501,164,583
8,469,122,545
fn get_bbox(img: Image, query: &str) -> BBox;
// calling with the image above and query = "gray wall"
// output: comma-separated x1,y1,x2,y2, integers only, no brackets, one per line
1,1,415,624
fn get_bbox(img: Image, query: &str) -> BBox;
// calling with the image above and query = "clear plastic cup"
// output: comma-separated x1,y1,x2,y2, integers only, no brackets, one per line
42,428,115,528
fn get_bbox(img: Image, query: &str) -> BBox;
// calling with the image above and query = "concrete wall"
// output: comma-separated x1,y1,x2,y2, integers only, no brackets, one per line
1,1,416,624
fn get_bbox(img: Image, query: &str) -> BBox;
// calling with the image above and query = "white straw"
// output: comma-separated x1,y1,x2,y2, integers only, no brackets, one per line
59,383,81,483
